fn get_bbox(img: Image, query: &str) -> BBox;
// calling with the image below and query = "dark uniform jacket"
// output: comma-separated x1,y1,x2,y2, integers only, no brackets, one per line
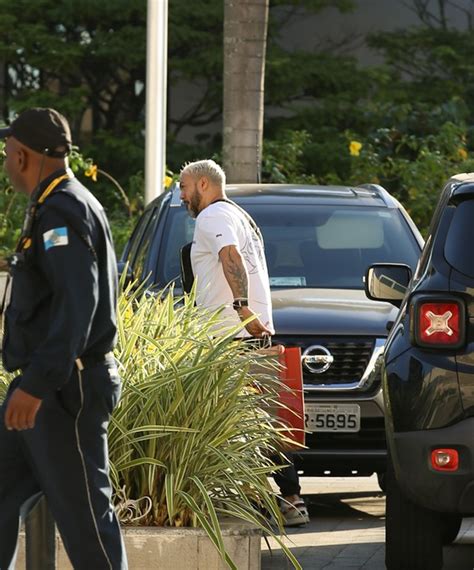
2,168,118,399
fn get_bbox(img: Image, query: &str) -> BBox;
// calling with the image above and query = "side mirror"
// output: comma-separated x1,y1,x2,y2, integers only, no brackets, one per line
117,261,135,286
365,263,412,306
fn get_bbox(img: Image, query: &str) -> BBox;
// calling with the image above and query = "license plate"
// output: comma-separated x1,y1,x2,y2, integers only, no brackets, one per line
305,403,361,433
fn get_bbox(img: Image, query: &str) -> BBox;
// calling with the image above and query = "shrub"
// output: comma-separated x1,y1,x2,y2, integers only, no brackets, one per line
110,284,301,568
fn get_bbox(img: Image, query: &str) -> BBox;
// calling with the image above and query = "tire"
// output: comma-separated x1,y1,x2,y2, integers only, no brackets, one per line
441,513,462,545
385,460,443,570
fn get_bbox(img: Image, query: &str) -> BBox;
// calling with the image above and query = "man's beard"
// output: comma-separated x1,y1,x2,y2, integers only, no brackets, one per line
188,186,202,218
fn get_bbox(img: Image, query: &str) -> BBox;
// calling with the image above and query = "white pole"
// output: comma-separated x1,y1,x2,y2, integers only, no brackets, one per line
145,0,168,204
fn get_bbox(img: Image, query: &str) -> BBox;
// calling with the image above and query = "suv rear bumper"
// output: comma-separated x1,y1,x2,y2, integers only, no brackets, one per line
391,416,474,515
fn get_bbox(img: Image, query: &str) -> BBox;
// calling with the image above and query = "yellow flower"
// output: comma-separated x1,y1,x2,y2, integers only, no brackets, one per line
349,141,362,157
85,164,98,182
164,175,173,188
457,148,468,160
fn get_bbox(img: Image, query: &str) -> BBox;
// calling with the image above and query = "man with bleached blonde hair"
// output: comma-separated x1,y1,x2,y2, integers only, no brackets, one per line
179,159,309,526
180,158,274,338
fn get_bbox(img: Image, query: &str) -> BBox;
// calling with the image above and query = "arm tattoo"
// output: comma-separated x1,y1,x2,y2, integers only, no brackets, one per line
220,246,248,298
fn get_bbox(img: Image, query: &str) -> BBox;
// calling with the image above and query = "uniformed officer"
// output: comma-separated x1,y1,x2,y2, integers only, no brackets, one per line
0,108,127,569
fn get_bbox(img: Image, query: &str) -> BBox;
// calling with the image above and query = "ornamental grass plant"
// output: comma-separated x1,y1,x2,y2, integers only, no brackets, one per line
0,364,10,403
0,320,13,402
110,284,301,569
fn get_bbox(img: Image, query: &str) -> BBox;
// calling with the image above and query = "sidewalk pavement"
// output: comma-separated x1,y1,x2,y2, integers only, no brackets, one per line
262,475,474,569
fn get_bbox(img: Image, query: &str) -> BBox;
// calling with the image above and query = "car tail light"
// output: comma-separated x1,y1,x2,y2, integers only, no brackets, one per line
431,448,459,472
412,297,465,348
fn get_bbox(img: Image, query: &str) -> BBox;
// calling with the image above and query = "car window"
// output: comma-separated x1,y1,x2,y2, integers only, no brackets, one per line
157,203,421,289
160,210,196,285
316,211,384,249
123,207,155,262
125,206,160,280
414,182,452,281
444,200,474,278
253,205,420,288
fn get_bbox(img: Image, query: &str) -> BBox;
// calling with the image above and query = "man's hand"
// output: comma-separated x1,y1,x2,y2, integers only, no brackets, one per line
5,388,42,431
237,306,272,337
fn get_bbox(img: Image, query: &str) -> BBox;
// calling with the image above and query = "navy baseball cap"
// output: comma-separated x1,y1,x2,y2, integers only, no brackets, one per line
0,107,72,157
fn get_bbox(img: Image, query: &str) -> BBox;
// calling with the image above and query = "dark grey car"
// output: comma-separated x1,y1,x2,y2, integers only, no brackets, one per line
120,183,424,483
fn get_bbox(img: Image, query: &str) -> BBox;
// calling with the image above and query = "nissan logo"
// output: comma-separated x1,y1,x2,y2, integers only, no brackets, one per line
302,345,334,374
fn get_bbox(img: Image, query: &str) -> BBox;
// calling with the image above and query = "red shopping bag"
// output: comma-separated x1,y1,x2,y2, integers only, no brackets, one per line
276,346,305,449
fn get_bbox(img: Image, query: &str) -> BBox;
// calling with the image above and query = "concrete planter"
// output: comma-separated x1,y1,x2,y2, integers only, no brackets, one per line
15,519,262,569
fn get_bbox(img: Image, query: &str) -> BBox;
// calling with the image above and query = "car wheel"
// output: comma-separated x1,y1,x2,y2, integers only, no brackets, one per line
385,459,443,570
441,513,462,545
376,470,386,493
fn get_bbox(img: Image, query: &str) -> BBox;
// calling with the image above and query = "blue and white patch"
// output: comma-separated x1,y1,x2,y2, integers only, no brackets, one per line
43,227,69,251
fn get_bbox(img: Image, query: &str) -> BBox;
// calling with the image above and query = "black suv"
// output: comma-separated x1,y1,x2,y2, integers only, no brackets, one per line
365,173,474,569
120,183,423,482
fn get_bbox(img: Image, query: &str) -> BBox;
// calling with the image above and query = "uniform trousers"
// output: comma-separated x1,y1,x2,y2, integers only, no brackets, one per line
0,358,127,570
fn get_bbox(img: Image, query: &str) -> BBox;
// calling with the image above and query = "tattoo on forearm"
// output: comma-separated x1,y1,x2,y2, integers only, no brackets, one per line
221,248,248,298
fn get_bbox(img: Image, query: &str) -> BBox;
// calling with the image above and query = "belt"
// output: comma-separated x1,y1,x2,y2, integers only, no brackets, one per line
75,351,114,371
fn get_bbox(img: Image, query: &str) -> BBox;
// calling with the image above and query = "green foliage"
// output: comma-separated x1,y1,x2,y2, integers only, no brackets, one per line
0,189,26,259
367,28,474,111
4,0,474,241
166,0,357,170
260,1,474,235
0,0,147,207
344,120,474,232
0,0,359,204
0,142,26,258
262,116,474,236
110,284,301,568
0,142,136,259
0,0,147,123
263,130,318,183
168,0,224,141
265,48,370,109
108,213,139,258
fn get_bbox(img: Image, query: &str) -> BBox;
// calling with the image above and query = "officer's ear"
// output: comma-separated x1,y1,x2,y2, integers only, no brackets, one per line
16,146,28,173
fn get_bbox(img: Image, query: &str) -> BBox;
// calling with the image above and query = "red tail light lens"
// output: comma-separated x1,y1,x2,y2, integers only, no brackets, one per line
412,298,465,348
419,302,460,345
431,448,459,472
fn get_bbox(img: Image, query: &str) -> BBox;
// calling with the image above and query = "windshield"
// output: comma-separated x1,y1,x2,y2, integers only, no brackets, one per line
158,203,421,289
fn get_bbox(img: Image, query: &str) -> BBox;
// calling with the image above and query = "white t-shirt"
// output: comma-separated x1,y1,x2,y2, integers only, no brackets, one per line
191,201,275,337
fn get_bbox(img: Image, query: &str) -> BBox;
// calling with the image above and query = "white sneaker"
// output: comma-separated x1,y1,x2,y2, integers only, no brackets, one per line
280,496,309,526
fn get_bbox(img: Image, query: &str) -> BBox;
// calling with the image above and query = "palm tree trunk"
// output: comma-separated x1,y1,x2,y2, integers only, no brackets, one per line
223,0,269,183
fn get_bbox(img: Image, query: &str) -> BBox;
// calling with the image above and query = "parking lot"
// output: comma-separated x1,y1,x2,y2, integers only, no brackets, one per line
262,476,474,569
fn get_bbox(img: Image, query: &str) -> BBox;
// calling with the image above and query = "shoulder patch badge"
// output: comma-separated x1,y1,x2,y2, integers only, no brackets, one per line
43,227,69,251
